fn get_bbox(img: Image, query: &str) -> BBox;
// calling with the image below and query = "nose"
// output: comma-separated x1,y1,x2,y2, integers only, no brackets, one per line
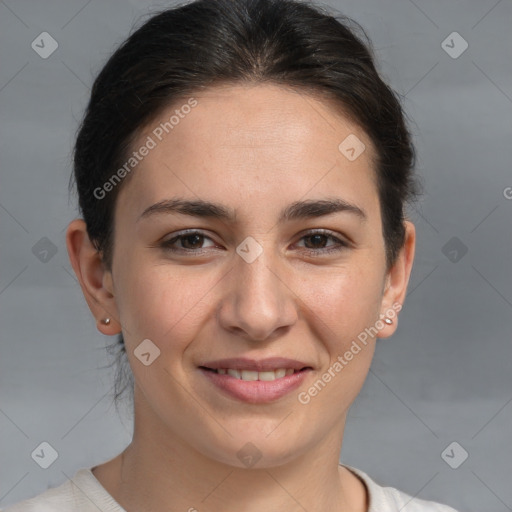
217,245,298,342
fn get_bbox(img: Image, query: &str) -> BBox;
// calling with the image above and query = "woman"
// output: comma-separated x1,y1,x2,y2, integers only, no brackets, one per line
3,0,459,510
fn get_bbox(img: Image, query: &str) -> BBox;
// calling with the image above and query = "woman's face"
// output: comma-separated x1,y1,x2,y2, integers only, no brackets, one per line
86,83,414,466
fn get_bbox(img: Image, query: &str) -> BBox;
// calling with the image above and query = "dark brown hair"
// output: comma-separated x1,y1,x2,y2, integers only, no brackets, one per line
69,0,421,410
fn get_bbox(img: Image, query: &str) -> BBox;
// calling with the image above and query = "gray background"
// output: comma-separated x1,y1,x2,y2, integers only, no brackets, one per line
1,0,511,510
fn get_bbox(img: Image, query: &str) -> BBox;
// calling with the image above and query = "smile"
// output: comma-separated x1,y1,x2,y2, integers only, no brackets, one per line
202,367,303,381
199,366,312,403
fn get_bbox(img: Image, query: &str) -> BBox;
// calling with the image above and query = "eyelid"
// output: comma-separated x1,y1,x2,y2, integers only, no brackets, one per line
295,228,350,245
161,229,219,248
160,228,351,255
293,229,351,255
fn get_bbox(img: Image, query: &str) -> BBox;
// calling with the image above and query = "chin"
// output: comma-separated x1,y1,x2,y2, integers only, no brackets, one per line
201,426,309,470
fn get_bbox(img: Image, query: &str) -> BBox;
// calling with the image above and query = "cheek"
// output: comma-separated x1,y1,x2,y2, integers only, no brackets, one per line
299,263,384,337
292,269,380,422
304,270,382,392
118,261,220,347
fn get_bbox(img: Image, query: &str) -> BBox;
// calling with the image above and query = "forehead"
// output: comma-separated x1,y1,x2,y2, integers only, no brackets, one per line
156,83,371,158
115,83,379,224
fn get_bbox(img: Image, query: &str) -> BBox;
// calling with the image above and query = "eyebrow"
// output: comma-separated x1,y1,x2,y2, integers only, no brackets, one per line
137,197,367,224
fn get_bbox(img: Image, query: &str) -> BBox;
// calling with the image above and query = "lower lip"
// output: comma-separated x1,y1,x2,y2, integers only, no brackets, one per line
199,368,312,404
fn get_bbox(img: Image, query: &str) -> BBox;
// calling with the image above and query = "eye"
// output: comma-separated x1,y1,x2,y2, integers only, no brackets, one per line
161,230,218,253
160,229,350,256
295,230,350,256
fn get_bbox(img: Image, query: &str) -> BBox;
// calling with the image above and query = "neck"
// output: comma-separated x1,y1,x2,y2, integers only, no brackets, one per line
94,387,368,512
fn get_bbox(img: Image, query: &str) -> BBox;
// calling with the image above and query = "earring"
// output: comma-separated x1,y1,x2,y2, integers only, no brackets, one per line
101,318,111,325
384,318,393,325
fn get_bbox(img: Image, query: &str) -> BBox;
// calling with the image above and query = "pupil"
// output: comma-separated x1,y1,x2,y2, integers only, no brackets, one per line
306,234,326,249
183,234,202,249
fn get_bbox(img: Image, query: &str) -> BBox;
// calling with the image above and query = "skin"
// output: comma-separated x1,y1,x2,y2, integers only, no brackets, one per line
66,83,415,512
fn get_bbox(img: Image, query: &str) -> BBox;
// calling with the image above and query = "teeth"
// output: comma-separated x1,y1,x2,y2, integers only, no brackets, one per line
227,369,241,379
217,368,299,381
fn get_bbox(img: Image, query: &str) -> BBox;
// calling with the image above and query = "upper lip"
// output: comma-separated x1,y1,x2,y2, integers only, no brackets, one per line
200,357,312,372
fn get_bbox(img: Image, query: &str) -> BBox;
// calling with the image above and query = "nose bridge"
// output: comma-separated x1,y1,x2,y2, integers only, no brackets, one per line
219,237,297,340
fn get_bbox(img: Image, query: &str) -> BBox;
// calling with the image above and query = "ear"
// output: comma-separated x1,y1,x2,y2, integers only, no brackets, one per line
65,218,121,336
377,220,416,338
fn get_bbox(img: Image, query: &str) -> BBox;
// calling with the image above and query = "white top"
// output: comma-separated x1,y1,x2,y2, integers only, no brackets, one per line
1,463,459,512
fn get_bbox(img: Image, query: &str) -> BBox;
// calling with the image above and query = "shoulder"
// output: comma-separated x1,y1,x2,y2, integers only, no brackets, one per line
1,475,78,512
341,464,460,512
0,467,124,512
381,486,460,512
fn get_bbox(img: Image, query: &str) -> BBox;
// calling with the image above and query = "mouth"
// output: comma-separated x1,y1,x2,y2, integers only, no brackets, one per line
199,366,311,381
197,358,313,403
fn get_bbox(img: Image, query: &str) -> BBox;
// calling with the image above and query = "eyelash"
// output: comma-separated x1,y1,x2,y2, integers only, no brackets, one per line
160,229,349,257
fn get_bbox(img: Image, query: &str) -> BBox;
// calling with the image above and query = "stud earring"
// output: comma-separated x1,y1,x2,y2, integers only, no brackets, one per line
101,318,111,325
384,318,393,325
